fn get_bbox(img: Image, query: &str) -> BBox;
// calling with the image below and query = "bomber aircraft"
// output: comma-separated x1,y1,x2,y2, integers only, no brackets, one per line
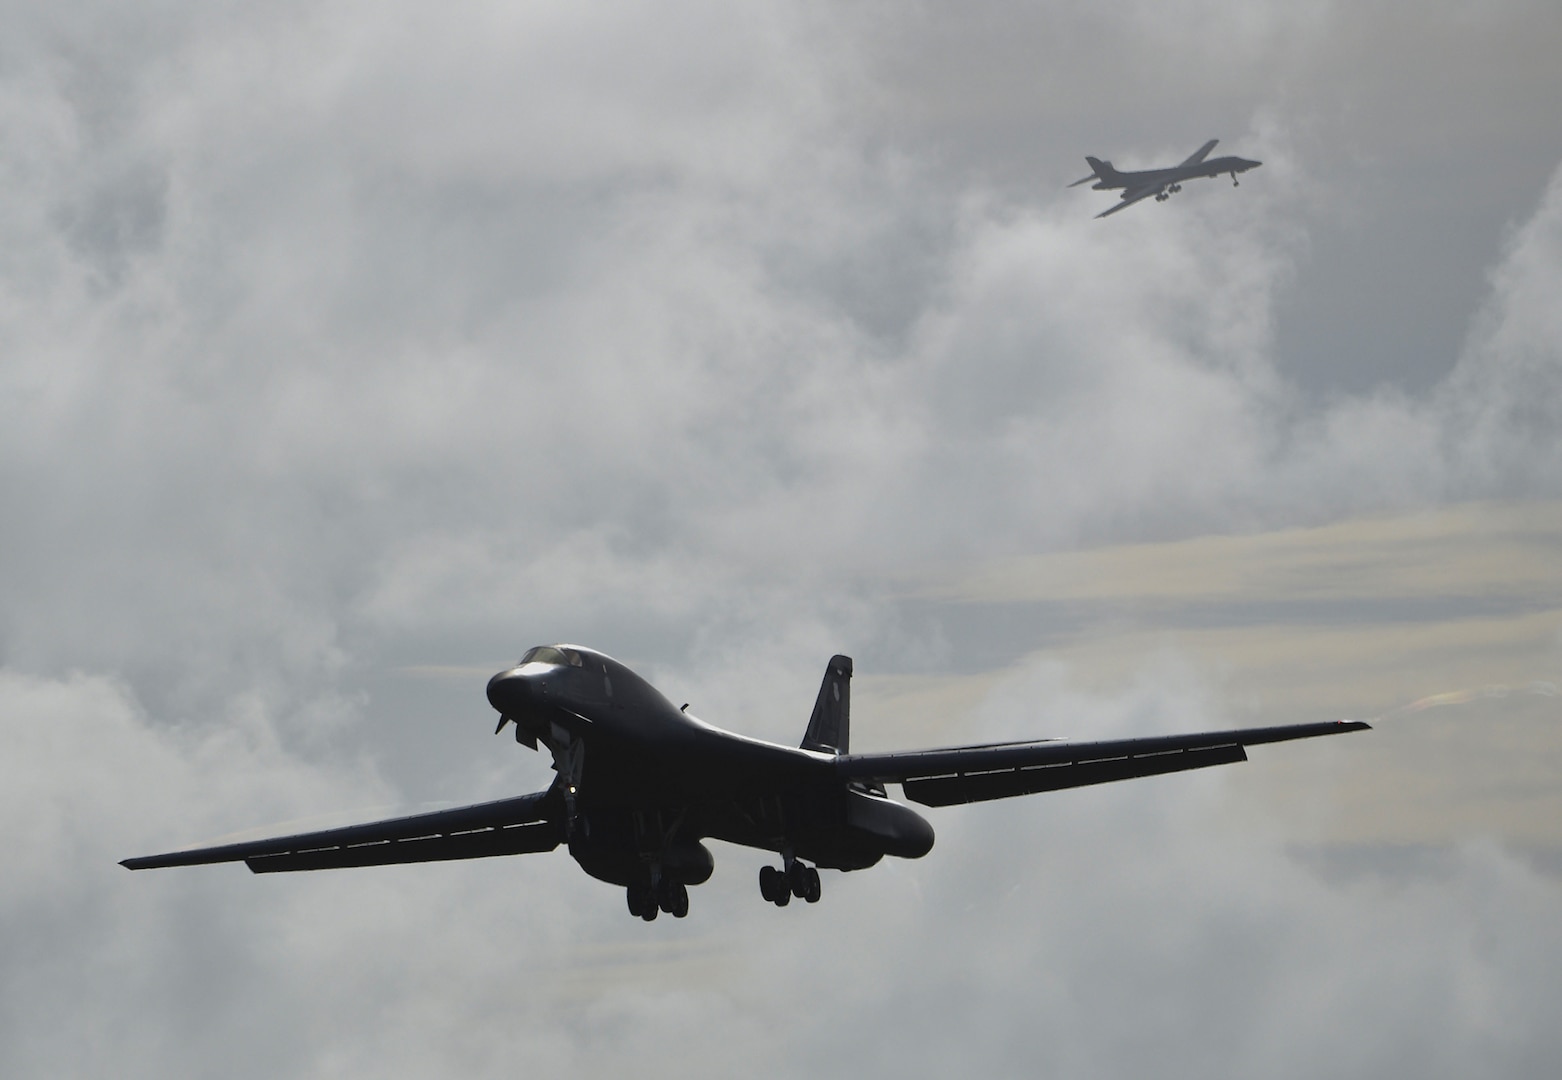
1071,139,1261,218
124,645,1368,920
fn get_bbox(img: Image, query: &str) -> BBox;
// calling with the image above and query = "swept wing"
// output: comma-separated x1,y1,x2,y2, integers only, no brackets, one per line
1180,138,1219,167
121,790,562,873
1095,184,1164,218
838,720,1369,806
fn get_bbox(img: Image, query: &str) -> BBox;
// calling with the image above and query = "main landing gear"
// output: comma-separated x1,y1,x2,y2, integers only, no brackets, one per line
626,878,689,921
759,859,821,907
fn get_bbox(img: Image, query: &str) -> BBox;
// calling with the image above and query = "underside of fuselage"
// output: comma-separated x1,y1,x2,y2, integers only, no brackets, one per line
563,782,934,886
484,644,935,918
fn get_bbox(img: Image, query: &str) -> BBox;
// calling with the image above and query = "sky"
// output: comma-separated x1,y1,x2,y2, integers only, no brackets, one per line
4,2,1561,1076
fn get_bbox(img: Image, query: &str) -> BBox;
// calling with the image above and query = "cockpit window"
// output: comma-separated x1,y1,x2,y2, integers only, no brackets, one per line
519,645,584,667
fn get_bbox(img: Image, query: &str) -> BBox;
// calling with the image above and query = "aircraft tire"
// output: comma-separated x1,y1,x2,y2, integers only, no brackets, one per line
787,861,817,900
804,867,821,903
656,879,690,917
759,865,782,902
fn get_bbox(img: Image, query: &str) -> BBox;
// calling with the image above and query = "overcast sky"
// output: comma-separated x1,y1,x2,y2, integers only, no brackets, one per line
4,2,1561,1077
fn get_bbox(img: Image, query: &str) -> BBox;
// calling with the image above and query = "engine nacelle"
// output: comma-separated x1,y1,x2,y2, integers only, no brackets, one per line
844,789,934,859
567,822,713,888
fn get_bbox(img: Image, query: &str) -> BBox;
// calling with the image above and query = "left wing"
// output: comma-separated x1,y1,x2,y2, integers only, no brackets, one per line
1180,138,1219,167
121,789,562,873
1096,184,1163,218
837,720,1369,807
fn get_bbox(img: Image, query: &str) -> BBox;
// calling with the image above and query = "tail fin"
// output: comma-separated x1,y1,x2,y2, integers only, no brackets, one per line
801,655,852,755
1085,156,1118,183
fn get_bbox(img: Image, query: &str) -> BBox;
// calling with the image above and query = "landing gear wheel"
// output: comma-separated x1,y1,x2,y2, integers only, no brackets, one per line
627,882,653,919
803,866,821,903
657,880,690,918
759,865,783,903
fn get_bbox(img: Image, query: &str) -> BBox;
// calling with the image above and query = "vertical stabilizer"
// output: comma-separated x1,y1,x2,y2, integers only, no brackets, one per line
801,655,852,755
1084,156,1119,183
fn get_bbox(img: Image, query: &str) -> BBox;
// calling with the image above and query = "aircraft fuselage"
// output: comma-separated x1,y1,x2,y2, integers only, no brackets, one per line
485,646,935,888
1091,154,1261,191
1072,141,1263,217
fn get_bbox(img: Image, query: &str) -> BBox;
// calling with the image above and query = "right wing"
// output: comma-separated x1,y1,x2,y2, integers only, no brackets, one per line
1095,184,1163,218
837,720,1369,807
121,789,563,873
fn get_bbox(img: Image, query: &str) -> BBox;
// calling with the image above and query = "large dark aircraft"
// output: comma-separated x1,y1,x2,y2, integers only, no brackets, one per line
123,645,1367,920
1071,139,1261,218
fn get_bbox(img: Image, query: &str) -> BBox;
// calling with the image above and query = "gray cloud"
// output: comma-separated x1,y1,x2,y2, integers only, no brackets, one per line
3,2,1561,1076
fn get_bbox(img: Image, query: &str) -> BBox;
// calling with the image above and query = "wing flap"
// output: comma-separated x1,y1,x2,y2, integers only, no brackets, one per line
902,743,1246,806
245,820,562,872
841,720,1368,807
122,790,560,872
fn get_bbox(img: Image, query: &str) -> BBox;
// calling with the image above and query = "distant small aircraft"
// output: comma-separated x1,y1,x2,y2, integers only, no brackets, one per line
1071,139,1261,218
123,645,1366,920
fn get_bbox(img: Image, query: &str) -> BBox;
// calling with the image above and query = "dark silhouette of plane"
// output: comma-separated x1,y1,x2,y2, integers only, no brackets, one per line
1071,139,1261,218
123,645,1367,920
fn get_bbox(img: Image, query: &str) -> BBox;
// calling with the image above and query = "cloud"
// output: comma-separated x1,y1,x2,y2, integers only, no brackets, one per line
1443,166,1562,493
9,662,1558,1079
3,2,1562,1076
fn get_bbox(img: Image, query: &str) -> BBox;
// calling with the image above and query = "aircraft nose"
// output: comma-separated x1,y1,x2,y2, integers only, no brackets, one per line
486,668,530,714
